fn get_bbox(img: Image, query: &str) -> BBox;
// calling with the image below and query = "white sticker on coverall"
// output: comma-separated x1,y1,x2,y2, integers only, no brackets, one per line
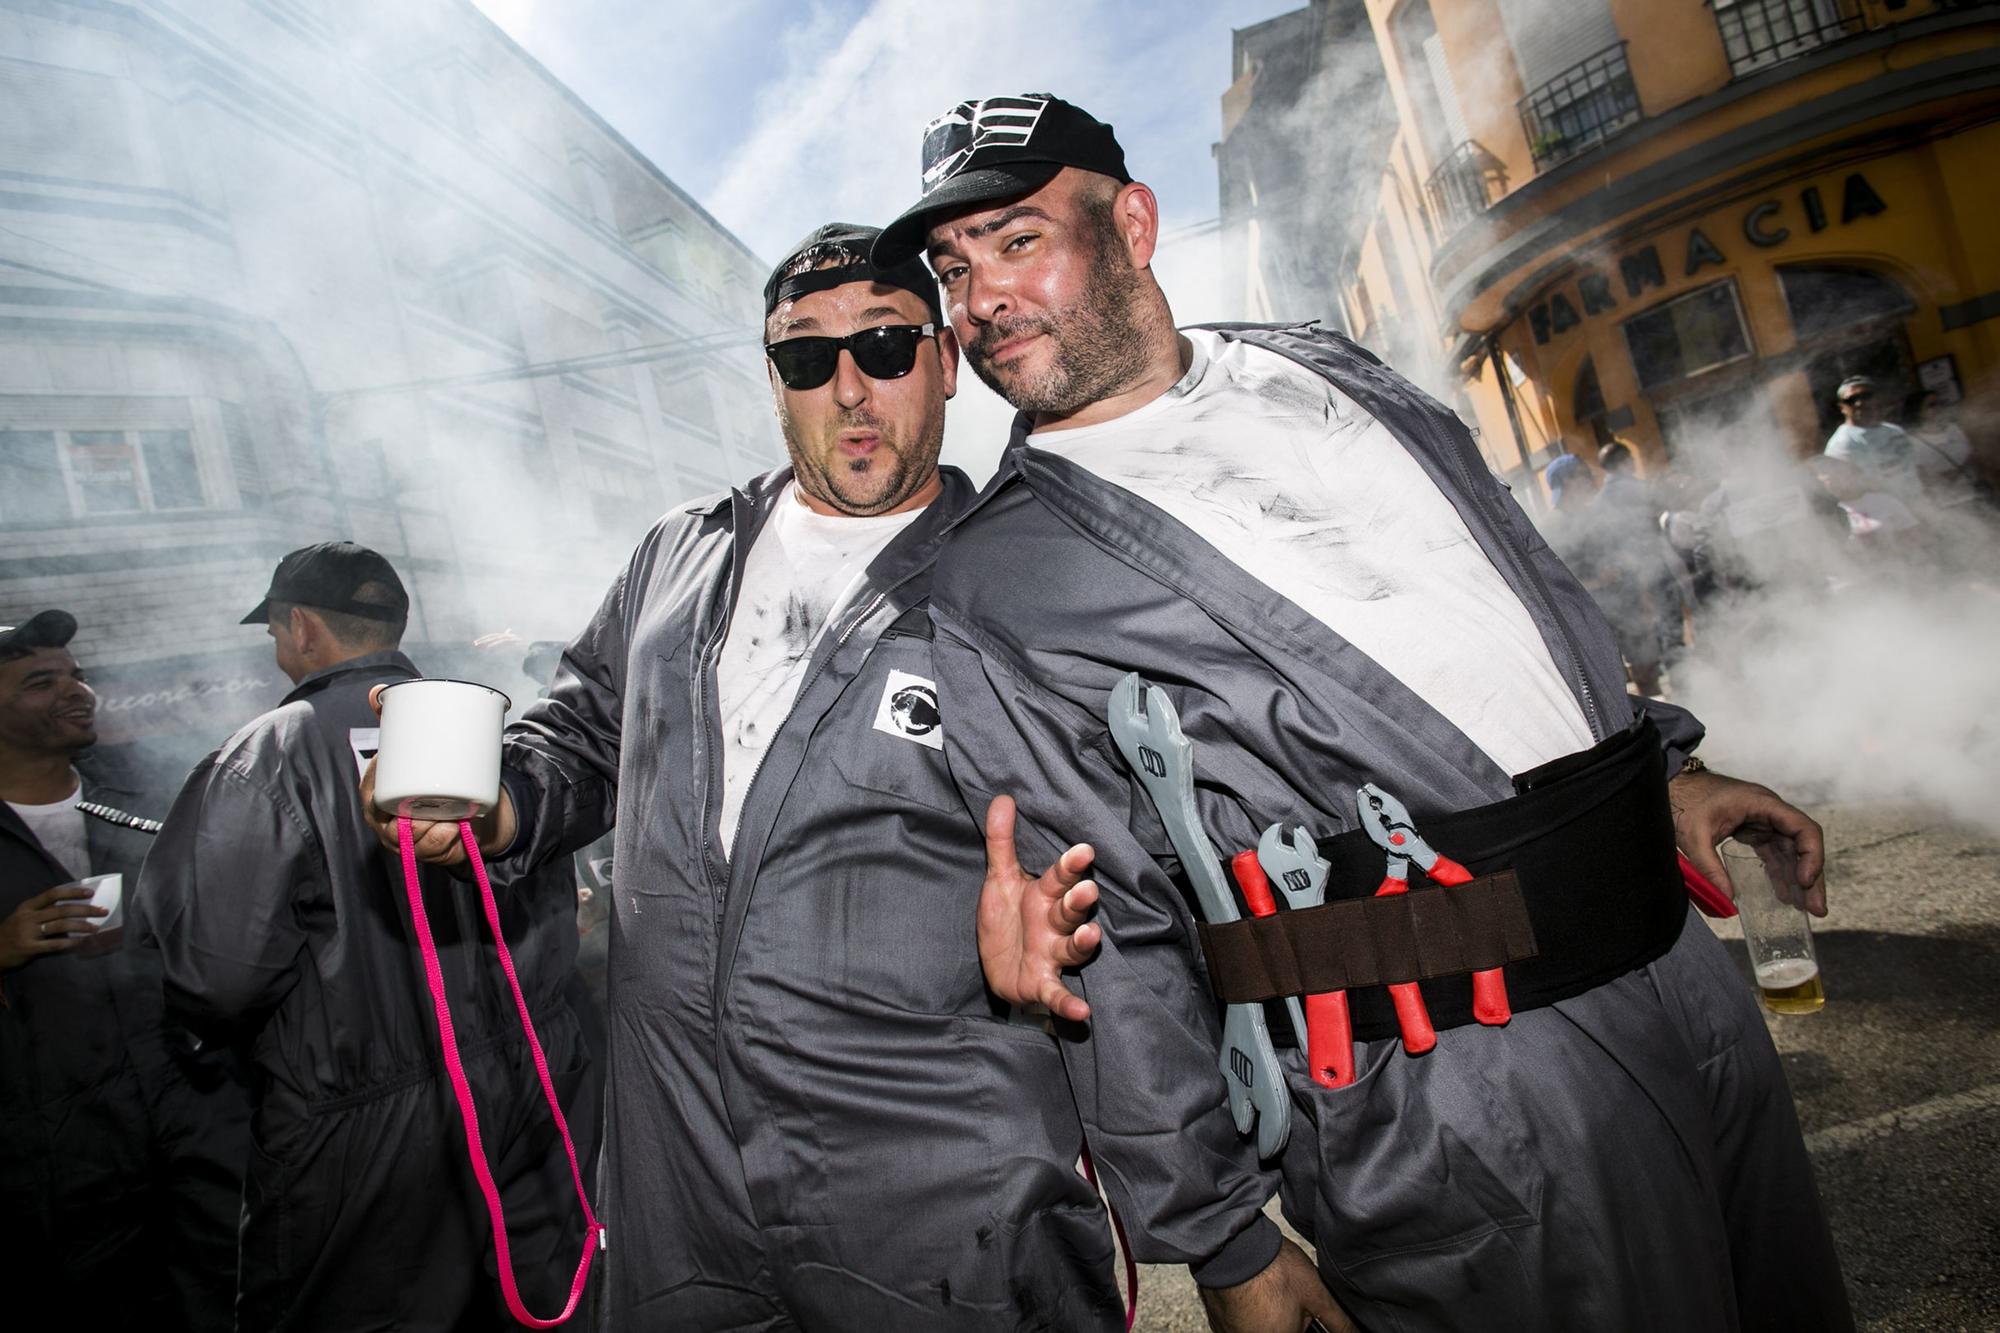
872,670,942,751
349,727,380,778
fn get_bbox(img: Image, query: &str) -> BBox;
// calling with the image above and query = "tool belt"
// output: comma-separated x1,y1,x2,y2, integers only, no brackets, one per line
1196,717,1687,1043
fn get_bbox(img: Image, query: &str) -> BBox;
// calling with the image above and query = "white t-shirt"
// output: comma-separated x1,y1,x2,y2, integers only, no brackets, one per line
8,775,88,879
1032,330,1595,777
715,482,924,856
1824,422,1921,497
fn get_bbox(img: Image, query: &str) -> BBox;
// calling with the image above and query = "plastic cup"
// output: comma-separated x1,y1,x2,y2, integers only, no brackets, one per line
372,679,510,821
1720,835,1824,1015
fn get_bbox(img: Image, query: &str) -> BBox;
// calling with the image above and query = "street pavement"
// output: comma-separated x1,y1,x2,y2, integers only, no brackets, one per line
1124,802,2000,1331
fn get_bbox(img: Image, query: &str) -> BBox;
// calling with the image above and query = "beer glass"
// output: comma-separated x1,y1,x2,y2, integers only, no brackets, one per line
1720,835,1824,1014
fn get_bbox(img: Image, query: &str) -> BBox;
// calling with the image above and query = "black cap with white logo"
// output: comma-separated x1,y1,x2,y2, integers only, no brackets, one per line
872,94,1130,267
241,542,409,626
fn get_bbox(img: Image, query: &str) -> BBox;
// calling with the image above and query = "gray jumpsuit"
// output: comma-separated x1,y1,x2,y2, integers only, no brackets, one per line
926,323,1853,1331
496,467,1124,1332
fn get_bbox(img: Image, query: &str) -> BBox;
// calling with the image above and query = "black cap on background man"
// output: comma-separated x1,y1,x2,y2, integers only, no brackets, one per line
873,94,1129,266
0,609,78,661
241,542,409,625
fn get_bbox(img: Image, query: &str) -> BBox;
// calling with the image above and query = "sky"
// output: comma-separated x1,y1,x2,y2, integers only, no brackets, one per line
467,0,1305,471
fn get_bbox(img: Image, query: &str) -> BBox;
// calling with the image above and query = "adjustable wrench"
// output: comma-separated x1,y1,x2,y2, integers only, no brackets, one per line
1228,850,1310,1051
1107,673,1289,1160
1257,824,1356,1089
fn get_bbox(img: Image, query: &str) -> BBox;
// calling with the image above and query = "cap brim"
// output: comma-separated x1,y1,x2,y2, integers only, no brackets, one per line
241,598,273,626
871,161,1064,268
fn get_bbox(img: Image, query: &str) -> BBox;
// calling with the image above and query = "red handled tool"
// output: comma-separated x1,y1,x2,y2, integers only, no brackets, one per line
1358,784,1513,1052
1678,851,1738,917
1256,824,1354,1089
1231,850,1311,1052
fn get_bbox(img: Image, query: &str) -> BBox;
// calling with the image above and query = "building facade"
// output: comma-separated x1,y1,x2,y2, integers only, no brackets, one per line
0,0,779,766
1227,0,2000,496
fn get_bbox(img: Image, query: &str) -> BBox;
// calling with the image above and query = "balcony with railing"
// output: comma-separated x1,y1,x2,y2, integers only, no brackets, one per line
1710,0,2000,79
1711,0,1862,77
1518,42,1643,172
1423,140,1506,239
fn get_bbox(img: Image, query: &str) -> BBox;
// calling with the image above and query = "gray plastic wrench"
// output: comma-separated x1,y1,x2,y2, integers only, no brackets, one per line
1106,672,1289,1160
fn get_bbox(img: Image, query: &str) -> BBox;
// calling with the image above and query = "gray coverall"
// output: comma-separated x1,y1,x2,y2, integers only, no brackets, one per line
495,466,1124,1333
137,650,596,1331
926,323,1853,1330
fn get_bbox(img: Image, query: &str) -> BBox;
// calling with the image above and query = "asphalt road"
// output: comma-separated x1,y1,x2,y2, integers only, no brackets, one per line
1126,802,2000,1331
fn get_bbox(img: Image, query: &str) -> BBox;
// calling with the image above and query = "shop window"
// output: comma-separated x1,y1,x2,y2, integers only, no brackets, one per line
0,427,208,522
1779,264,1913,344
1620,281,1752,391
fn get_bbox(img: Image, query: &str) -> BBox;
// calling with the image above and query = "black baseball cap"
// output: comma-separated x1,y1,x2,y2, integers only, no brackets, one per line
0,608,78,662
241,542,409,625
764,222,943,326
873,94,1131,267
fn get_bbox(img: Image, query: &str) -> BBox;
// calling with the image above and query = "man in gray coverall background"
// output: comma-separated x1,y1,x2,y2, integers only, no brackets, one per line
874,94,1851,1333
376,223,1127,1330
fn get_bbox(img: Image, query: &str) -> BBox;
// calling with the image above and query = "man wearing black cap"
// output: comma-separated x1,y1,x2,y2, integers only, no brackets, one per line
877,95,1852,1332
376,224,1127,1330
1,609,245,1331
136,543,597,1330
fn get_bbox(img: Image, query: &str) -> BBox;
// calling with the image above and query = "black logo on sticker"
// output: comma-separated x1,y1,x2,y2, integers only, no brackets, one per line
1229,1047,1253,1088
887,684,940,738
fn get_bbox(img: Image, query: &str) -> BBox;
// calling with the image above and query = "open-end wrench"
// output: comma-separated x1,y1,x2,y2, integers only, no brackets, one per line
1107,672,1289,1160
1228,850,1310,1051
1257,824,1355,1089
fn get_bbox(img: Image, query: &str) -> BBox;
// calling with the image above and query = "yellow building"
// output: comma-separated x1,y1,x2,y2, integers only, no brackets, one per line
1298,0,2000,491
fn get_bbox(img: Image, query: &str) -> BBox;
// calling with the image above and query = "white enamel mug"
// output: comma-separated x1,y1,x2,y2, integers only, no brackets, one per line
372,679,511,821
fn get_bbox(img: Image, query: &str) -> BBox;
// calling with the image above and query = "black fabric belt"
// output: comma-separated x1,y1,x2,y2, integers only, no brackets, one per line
1195,717,1687,1043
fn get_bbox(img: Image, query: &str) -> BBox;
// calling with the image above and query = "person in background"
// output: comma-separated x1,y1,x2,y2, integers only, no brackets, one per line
1823,375,1921,498
1902,388,1985,511
1540,451,1672,695
134,544,595,1331
0,609,245,1332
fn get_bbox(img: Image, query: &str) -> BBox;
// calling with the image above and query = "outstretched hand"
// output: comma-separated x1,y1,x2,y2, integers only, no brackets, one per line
1671,768,1827,916
978,795,1101,1023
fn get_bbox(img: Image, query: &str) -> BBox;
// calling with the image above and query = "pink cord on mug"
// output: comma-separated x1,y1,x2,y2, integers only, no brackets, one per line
399,817,602,1328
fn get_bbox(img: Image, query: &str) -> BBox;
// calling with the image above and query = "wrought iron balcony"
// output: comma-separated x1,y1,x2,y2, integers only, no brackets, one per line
1423,140,1504,239
1518,42,1643,171
1711,0,1862,78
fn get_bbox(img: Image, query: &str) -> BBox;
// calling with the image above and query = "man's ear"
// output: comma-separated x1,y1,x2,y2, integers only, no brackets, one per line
289,605,319,655
936,324,961,400
1115,181,1161,270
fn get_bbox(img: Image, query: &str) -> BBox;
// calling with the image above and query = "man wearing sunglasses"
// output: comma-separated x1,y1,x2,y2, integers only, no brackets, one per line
1824,374,1922,499
372,223,1125,1331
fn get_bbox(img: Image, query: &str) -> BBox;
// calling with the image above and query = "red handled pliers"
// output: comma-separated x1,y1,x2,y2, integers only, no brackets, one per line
1357,783,1512,1054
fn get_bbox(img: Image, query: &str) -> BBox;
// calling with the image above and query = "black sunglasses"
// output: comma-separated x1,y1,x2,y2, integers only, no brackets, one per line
1840,392,1874,405
765,323,938,391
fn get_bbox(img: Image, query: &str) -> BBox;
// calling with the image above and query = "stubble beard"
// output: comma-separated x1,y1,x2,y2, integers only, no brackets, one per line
786,397,946,517
965,247,1153,416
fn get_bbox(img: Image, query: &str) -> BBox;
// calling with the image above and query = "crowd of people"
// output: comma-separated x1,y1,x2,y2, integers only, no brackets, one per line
1539,375,1993,698
2,95,1879,1332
